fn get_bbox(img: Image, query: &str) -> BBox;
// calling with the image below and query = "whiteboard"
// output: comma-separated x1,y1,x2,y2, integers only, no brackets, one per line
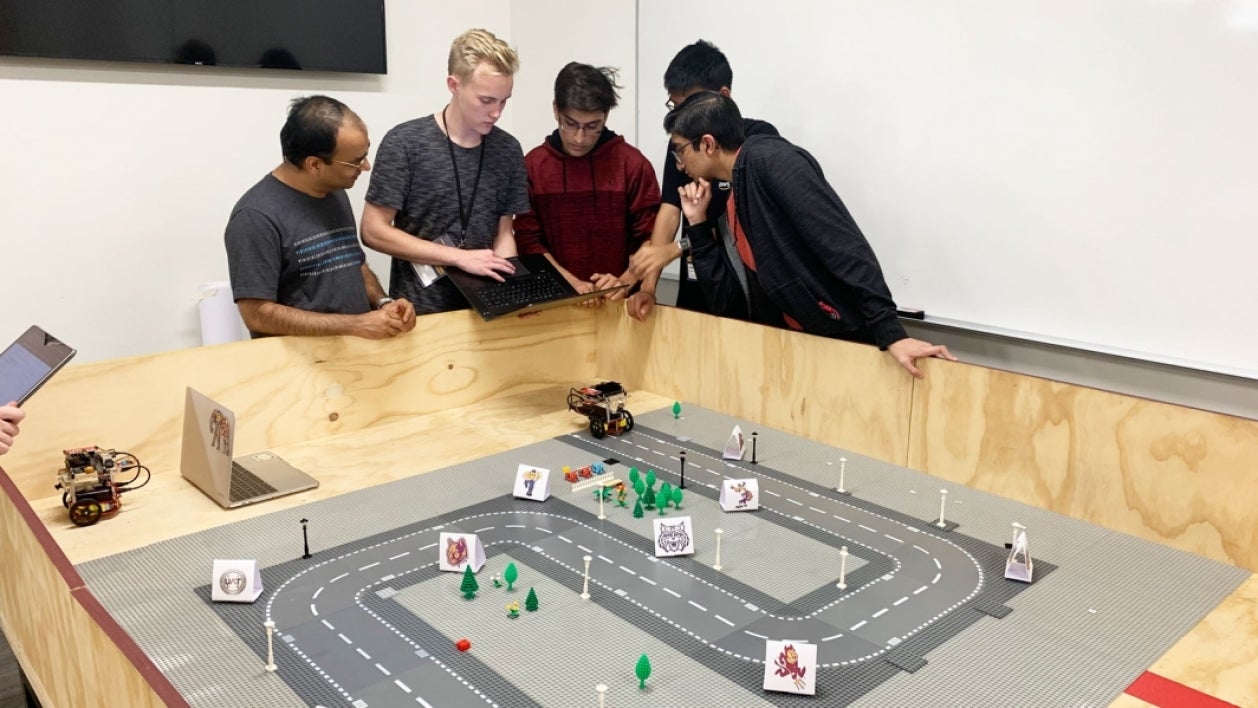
638,0,1258,378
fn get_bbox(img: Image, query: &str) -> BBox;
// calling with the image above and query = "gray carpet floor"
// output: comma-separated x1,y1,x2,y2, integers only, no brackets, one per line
0,633,30,708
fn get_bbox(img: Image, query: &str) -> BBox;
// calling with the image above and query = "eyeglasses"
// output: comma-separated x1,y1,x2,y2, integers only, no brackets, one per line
670,138,701,163
665,91,695,111
558,114,605,136
332,156,369,171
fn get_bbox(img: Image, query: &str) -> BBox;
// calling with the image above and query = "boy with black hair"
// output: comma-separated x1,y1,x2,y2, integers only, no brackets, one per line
514,62,660,297
626,40,778,321
665,92,955,378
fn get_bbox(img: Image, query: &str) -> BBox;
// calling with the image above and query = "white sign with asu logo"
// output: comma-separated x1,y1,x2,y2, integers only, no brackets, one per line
763,639,817,695
211,559,263,603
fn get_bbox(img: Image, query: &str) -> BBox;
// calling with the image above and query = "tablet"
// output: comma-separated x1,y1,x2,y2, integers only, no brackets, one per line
0,326,76,405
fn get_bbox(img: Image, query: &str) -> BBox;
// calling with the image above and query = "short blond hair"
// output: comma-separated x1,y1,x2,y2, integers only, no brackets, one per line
448,28,519,81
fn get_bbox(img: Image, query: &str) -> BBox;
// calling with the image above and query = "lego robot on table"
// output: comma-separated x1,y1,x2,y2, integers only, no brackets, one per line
567,381,634,439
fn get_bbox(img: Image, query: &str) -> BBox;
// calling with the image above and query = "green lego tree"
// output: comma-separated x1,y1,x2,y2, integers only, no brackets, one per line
633,498,644,518
460,566,479,599
672,401,682,419
634,479,645,498
671,486,683,509
659,482,673,508
629,467,640,486
504,562,519,591
525,587,538,612
643,485,656,510
645,470,656,489
635,654,652,689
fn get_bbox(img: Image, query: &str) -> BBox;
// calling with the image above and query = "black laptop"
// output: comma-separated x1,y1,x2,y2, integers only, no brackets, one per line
445,253,628,320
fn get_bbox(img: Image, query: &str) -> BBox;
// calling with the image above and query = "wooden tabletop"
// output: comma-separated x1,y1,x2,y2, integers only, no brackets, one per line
40,385,676,563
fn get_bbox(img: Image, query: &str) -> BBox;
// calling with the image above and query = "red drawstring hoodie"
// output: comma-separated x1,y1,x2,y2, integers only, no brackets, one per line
515,129,661,282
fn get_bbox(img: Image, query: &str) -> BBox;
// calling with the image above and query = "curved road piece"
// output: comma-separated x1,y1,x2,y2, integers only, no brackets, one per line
267,431,983,706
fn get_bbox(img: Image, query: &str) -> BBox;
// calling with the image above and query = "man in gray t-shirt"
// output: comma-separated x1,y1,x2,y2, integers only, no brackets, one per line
362,28,531,315
226,95,416,339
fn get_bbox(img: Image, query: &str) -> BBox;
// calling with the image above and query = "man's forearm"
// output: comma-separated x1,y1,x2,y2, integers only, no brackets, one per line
650,204,682,246
361,265,388,304
239,301,364,338
367,225,465,266
633,204,684,291
362,208,464,267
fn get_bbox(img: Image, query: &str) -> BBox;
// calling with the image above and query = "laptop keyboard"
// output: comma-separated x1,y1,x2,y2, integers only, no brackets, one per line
478,271,569,310
229,460,279,503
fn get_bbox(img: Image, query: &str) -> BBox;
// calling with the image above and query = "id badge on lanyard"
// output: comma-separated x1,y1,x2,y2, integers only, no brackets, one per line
414,234,461,287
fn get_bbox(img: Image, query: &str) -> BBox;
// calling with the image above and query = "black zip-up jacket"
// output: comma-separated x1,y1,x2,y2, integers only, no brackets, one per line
685,134,907,349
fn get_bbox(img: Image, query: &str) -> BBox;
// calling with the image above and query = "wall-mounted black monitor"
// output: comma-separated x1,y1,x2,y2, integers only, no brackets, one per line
0,0,387,74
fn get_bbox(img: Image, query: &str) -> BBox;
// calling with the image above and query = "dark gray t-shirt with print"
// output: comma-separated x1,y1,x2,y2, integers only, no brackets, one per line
365,115,531,314
225,174,369,337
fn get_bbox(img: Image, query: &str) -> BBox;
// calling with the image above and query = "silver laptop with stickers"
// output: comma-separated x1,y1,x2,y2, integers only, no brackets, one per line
180,387,318,508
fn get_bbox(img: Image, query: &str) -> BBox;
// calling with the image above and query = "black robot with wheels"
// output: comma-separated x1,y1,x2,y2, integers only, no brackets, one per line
567,381,634,439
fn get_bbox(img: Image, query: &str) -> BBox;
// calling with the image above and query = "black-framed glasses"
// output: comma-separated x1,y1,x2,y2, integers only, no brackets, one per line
670,138,701,163
558,113,605,136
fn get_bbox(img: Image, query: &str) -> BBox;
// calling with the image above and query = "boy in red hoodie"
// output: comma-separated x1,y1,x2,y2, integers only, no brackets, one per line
514,63,661,300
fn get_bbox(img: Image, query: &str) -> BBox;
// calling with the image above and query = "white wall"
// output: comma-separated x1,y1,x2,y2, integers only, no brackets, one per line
0,0,513,362
638,0,1258,380
509,0,638,153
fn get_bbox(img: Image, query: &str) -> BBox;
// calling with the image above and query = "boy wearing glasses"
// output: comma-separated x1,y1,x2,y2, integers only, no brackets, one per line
665,93,955,379
362,28,531,315
513,62,660,298
225,95,415,339
626,40,779,321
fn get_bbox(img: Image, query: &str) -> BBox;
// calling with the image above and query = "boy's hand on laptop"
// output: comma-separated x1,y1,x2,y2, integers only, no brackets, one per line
577,279,604,308
564,273,596,294
590,273,623,293
557,273,603,308
453,249,515,281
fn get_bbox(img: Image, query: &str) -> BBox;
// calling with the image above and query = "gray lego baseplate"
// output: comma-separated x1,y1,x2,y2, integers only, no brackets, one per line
76,404,1249,707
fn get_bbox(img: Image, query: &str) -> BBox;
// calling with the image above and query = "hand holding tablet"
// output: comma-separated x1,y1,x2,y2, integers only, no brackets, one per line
0,325,76,406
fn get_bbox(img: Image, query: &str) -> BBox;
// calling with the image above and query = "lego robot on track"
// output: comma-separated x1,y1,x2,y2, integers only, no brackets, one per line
566,381,634,439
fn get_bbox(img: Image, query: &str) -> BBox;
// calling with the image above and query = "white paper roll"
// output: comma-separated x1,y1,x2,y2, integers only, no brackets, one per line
197,281,247,346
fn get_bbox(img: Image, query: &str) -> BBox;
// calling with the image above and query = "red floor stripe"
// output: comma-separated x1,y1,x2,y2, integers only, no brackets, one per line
1126,671,1238,708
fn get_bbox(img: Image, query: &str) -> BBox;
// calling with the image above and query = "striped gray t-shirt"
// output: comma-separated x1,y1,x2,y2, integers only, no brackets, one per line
365,115,531,314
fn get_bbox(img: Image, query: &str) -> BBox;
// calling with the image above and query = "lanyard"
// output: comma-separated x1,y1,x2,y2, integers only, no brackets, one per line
442,105,485,243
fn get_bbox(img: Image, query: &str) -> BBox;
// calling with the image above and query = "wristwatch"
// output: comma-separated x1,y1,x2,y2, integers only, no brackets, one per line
375,297,395,309
676,235,692,252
